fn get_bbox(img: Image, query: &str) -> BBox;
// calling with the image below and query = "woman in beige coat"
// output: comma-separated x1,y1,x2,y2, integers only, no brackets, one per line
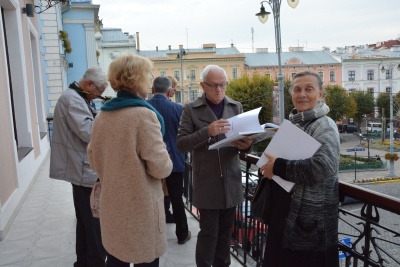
88,53,173,267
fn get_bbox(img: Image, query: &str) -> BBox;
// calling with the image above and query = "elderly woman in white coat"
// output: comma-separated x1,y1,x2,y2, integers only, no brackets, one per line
88,53,172,267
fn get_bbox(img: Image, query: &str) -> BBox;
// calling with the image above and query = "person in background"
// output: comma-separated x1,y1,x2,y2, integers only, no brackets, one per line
167,75,178,100
49,66,108,267
147,76,191,244
177,65,253,267
259,71,340,267
88,53,173,267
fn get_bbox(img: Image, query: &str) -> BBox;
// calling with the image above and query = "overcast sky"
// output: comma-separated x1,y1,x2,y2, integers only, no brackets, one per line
92,0,400,53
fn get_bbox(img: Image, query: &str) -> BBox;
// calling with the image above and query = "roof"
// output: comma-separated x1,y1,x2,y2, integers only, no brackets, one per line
244,51,340,67
101,28,130,43
137,47,243,59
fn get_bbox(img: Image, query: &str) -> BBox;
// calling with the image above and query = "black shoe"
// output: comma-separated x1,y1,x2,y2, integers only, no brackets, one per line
178,231,191,245
166,213,175,224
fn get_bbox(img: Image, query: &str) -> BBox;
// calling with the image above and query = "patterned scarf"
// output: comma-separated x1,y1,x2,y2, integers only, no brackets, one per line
288,102,330,130
101,91,165,135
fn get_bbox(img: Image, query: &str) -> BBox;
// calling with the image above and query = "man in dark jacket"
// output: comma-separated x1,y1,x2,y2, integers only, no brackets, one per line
147,76,191,244
177,65,252,267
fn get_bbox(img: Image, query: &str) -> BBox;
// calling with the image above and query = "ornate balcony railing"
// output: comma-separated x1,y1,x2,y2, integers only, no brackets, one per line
183,152,400,267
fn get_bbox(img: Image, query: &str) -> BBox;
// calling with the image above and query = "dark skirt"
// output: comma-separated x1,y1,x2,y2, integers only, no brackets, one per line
262,181,338,267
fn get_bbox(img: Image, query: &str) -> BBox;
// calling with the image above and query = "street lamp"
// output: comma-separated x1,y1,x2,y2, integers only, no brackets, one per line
255,0,299,124
381,63,400,176
177,48,187,104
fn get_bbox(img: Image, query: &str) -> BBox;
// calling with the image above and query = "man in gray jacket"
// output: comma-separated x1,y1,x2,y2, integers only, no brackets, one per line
50,66,108,267
177,65,253,267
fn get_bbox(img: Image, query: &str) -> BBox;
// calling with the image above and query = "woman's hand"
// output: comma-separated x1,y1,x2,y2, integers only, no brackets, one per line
259,153,276,180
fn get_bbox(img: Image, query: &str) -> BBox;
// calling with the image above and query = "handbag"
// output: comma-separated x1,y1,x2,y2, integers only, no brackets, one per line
251,178,272,224
90,180,101,218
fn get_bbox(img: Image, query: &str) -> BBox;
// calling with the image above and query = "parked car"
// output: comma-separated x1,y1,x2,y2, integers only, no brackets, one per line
337,124,357,133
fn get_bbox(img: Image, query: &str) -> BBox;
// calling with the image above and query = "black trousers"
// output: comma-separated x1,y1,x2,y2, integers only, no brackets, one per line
72,184,106,267
196,207,236,267
165,172,189,242
106,252,159,267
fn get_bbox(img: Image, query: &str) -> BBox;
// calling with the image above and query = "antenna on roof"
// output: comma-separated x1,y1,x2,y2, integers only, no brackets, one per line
186,28,189,52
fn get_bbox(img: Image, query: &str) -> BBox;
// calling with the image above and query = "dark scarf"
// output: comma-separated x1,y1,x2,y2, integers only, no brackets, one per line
101,91,165,135
288,102,330,130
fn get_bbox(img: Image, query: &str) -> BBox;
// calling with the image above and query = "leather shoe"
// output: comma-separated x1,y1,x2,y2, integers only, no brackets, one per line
178,231,191,245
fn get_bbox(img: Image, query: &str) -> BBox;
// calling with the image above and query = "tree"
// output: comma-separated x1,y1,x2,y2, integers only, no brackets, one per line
325,85,357,123
351,91,375,127
376,92,390,119
226,71,274,153
226,71,274,125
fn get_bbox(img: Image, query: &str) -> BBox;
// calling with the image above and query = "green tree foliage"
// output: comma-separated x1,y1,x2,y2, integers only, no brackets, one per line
226,71,275,153
283,79,294,119
325,85,357,122
376,92,390,118
351,91,375,126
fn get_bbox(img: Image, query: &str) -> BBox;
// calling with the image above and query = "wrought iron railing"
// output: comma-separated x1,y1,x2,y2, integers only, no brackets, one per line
183,152,400,267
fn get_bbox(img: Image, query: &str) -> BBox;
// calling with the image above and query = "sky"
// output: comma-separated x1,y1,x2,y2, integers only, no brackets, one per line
92,0,400,53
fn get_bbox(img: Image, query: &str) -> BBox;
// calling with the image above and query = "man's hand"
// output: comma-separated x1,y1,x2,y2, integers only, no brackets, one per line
208,119,231,137
231,138,253,151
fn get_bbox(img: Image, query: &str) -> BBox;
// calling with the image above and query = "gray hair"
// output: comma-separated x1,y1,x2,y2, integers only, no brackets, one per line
290,71,324,93
153,76,172,93
202,65,227,83
81,66,108,88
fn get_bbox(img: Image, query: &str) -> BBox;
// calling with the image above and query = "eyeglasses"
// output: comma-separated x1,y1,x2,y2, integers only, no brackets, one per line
94,84,105,94
203,81,228,90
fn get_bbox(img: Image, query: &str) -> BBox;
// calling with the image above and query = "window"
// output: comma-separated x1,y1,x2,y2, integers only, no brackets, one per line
367,88,374,95
175,91,181,104
189,90,197,101
386,87,392,93
330,71,335,82
291,73,296,79
189,70,196,80
266,73,271,80
174,70,180,82
318,72,323,80
348,71,355,81
160,71,166,77
386,70,392,79
348,88,356,93
367,70,374,80
232,68,238,79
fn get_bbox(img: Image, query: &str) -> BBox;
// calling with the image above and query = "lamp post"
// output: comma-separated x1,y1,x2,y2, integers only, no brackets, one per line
177,48,187,104
381,63,400,176
256,0,299,124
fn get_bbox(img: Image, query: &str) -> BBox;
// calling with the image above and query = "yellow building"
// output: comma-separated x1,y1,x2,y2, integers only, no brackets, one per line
137,43,245,103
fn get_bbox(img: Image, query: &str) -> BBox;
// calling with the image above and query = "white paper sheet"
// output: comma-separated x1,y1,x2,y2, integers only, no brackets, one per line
256,120,322,192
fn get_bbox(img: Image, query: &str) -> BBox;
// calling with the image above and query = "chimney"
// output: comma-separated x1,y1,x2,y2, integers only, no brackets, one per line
156,46,158,51
179,44,183,50
231,43,234,48
136,32,140,51
168,45,171,50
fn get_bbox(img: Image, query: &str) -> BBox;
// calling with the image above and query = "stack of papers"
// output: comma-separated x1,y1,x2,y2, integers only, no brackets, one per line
208,107,278,150
256,120,321,192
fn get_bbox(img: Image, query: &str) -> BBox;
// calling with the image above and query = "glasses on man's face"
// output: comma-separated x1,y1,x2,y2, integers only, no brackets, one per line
203,81,228,90
94,84,105,94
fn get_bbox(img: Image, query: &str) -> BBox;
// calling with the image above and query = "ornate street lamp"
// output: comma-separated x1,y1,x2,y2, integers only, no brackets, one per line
177,48,187,104
381,63,400,176
34,0,69,14
256,0,299,124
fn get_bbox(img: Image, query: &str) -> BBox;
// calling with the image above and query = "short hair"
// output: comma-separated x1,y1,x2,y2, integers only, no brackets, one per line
153,76,172,93
202,65,227,83
290,71,324,94
167,75,178,87
108,53,153,96
81,66,108,88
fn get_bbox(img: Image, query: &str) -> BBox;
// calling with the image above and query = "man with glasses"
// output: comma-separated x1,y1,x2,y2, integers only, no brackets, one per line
177,65,253,267
50,66,108,267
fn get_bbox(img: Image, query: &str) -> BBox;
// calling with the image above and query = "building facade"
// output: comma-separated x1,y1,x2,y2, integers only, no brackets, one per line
0,0,51,239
